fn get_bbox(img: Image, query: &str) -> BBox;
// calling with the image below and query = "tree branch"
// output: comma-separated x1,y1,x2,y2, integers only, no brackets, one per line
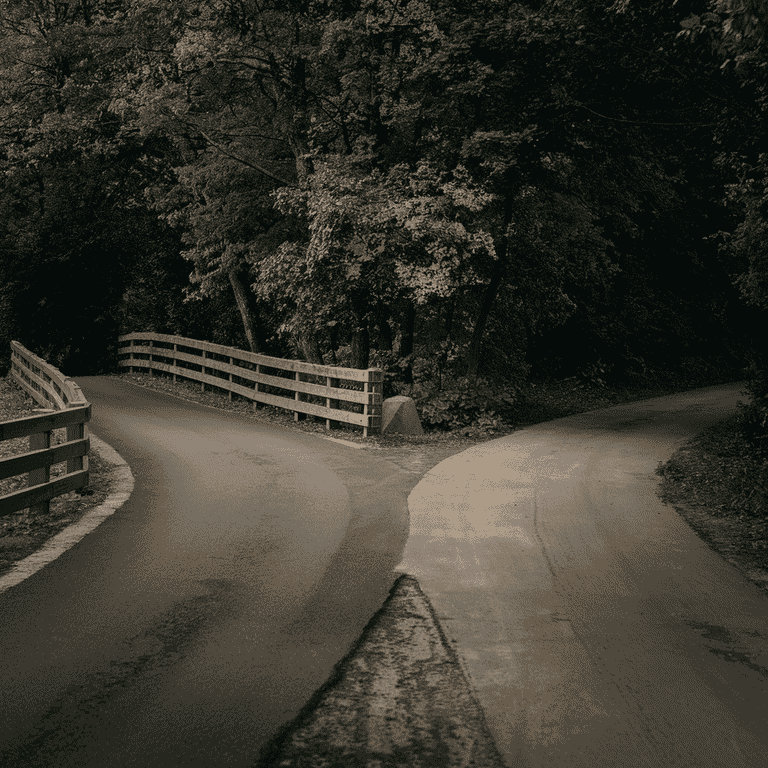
197,129,295,186
577,103,716,127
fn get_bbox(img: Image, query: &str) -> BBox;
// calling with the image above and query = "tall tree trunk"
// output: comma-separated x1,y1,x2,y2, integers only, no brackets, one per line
377,308,393,351
444,297,456,342
327,321,339,365
296,327,324,364
289,133,314,182
464,261,504,378
465,215,512,377
350,325,370,369
349,290,370,369
228,268,262,353
399,303,416,384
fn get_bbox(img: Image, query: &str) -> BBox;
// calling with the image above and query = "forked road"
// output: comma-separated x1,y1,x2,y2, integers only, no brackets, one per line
398,383,768,767
0,377,413,767
2,380,766,767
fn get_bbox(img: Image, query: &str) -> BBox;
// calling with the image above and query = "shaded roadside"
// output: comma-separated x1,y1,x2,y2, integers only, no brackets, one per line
657,413,768,594
0,376,115,578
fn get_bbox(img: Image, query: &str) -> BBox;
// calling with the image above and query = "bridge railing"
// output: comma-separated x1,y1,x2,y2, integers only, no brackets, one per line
1,342,91,517
118,332,383,437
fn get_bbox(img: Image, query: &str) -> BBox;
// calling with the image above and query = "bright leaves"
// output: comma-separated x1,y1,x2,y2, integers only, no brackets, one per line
259,156,497,340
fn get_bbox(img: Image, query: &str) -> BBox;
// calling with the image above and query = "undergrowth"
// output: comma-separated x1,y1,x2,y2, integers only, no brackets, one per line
657,414,768,554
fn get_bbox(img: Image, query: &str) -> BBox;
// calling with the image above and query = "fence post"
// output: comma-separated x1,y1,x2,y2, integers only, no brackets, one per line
201,350,206,392
65,419,88,475
28,429,51,514
362,369,383,438
253,364,261,409
148,339,154,377
172,344,177,383
326,376,333,431
128,339,134,374
294,371,302,421
228,357,233,401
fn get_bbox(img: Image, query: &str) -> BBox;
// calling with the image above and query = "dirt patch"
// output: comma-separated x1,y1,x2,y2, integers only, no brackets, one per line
657,414,768,594
0,376,116,578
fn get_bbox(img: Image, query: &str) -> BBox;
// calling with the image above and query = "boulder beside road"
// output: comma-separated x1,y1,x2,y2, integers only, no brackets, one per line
382,397,423,436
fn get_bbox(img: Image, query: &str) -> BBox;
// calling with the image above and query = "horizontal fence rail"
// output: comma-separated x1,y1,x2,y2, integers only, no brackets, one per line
118,332,383,437
1,342,91,517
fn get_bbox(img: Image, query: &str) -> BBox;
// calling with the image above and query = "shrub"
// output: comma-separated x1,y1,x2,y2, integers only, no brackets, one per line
415,376,519,433
739,354,768,458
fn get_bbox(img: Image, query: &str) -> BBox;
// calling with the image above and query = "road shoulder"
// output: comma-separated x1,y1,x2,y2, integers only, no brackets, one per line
0,432,134,592
657,412,768,595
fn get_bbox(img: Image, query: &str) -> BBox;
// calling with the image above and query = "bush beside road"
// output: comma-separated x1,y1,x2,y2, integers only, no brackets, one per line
657,414,768,594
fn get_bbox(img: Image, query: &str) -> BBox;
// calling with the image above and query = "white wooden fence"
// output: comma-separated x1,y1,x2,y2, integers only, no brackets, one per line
117,332,383,437
1,342,91,517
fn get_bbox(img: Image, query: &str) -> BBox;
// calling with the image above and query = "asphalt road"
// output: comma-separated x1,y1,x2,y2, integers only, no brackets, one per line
398,383,768,767
0,377,414,767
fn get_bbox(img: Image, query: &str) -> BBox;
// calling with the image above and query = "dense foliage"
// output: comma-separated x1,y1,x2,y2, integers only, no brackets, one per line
0,0,765,437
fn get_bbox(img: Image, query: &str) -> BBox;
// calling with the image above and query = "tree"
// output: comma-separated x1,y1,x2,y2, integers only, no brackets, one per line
0,0,756,397
0,0,192,371
679,0,768,446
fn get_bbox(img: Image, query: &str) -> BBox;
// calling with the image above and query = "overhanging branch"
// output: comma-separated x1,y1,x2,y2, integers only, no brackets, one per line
198,129,295,187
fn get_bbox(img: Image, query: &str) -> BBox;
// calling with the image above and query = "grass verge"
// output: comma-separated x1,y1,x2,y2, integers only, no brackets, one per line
656,414,768,593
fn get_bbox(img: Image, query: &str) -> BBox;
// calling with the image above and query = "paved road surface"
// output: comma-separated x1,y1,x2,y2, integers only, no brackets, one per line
0,377,414,767
398,383,768,767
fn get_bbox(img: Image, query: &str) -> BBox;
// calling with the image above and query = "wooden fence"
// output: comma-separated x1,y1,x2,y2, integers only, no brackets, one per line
0,342,91,517
118,332,383,437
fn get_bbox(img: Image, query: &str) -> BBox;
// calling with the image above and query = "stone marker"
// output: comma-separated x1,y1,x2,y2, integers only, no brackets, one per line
381,396,423,436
